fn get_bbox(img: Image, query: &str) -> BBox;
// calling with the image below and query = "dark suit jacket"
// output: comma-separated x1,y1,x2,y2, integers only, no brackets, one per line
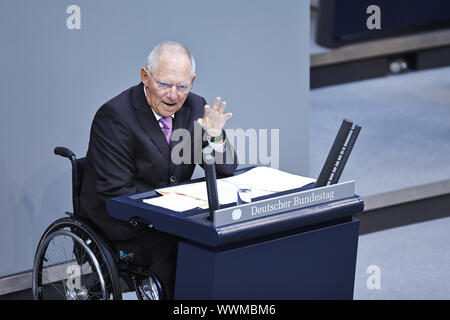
80,83,238,241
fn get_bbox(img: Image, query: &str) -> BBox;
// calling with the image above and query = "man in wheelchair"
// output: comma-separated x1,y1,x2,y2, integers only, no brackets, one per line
78,41,238,299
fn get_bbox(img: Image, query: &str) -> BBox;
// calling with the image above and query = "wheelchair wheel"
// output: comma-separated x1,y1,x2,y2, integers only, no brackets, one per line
32,217,122,300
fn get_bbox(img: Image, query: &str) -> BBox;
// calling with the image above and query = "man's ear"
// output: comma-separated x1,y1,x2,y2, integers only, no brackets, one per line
141,68,150,87
191,75,196,86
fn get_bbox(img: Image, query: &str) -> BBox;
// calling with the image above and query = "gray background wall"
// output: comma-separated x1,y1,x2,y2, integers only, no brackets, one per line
0,1,310,277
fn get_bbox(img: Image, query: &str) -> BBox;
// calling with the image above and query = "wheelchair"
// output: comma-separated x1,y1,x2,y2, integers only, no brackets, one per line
32,147,164,300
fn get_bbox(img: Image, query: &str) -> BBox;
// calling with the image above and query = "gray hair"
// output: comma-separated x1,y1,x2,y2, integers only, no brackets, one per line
145,41,196,78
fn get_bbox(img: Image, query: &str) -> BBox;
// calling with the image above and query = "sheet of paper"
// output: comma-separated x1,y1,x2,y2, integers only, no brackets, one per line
221,166,316,192
155,166,316,207
142,193,207,212
155,180,239,205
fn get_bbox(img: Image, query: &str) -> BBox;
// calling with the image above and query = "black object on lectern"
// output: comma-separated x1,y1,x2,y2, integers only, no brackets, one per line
202,147,219,221
315,119,361,188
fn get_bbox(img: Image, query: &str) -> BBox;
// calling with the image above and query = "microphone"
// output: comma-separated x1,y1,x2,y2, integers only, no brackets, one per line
203,146,219,221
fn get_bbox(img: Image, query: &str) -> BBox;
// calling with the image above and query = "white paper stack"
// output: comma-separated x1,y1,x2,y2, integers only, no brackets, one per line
142,193,207,212
142,166,316,212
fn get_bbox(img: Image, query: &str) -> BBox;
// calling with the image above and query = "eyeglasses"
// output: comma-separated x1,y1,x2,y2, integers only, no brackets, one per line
147,70,192,93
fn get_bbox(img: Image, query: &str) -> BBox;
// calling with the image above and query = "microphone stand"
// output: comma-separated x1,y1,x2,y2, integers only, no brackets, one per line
203,146,219,221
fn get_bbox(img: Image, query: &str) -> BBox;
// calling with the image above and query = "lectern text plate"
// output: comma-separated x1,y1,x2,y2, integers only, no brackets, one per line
213,181,355,227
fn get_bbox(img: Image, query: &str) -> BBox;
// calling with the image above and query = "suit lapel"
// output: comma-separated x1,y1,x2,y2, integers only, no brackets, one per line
170,97,192,175
131,83,170,162
172,106,190,144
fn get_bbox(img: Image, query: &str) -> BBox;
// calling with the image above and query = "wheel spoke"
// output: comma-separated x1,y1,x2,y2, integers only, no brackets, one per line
40,273,67,299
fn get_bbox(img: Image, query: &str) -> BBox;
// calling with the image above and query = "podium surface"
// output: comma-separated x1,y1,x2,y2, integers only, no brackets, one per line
106,170,364,299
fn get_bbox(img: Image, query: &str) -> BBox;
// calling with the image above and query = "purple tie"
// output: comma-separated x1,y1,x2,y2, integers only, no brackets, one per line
159,116,173,146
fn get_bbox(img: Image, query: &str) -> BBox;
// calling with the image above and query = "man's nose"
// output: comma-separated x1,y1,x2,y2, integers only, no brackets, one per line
167,86,178,100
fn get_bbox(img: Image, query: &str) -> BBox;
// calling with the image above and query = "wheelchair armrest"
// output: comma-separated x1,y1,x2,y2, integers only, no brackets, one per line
54,147,76,160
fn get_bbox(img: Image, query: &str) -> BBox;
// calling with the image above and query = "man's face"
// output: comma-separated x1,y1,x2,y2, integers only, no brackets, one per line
141,53,195,118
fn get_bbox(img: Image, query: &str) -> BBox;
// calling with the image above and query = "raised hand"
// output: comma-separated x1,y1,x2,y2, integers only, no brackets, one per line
197,97,232,137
